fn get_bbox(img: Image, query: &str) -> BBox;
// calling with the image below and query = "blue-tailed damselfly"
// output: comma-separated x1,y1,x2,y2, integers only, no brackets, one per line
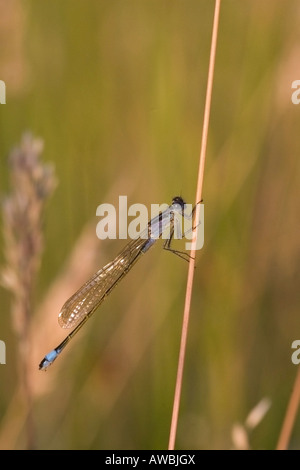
39,196,196,370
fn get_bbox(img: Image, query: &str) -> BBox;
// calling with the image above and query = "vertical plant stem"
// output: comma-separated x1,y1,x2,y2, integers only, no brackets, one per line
1,134,56,449
17,297,35,449
276,367,300,450
168,0,221,450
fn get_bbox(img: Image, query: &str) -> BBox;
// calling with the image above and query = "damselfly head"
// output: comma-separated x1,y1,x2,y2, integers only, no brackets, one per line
171,196,185,213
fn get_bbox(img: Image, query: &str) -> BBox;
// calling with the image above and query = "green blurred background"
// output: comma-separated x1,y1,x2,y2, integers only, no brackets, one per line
1,0,300,450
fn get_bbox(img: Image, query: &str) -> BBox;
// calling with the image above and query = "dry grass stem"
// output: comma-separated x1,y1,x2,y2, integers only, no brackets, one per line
168,0,222,450
276,367,300,450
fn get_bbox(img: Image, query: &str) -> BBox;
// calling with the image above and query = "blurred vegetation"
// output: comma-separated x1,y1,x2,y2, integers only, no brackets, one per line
0,0,300,449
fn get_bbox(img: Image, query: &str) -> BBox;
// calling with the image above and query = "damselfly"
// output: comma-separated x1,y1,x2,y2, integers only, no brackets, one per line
39,196,197,370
